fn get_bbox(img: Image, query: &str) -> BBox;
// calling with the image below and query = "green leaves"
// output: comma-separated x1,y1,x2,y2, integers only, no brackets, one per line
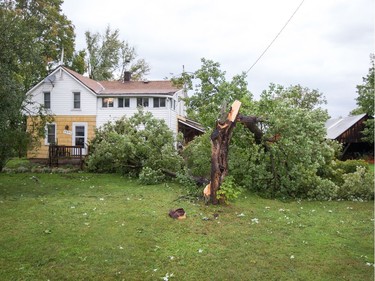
87,109,183,176
182,58,252,128
85,25,150,81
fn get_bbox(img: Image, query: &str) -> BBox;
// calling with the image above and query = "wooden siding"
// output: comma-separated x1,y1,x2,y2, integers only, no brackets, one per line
336,116,367,143
27,115,96,159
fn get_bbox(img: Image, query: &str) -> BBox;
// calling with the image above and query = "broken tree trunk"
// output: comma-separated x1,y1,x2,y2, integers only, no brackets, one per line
209,100,241,204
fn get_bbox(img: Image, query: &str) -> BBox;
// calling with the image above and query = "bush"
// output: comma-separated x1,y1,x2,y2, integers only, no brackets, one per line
181,133,211,178
138,167,165,185
175,170,201,196
87,110,184,177
216,175,243,203
323,159,370,187
337,166,374,200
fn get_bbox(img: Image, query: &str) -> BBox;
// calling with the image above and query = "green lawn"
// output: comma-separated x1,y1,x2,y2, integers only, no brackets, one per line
0,173,373,280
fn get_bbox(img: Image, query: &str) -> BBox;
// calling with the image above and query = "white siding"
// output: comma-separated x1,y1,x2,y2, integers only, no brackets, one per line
27,67,187,137
27,70,97,116
96,96,179,135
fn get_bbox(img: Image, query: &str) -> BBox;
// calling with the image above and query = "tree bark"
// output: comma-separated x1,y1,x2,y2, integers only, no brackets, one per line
209,100,241,204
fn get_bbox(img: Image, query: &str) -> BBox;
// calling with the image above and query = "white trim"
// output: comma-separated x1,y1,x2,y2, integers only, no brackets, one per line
45,123,57,145
72,122,88,155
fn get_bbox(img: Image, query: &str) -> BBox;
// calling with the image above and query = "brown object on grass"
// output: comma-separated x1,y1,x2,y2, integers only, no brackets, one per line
169,208,186,220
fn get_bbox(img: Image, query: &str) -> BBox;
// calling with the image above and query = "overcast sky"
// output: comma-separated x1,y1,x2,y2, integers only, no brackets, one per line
62,0,374,118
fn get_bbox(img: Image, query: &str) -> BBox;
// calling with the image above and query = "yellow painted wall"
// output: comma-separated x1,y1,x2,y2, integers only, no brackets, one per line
27,115,96,159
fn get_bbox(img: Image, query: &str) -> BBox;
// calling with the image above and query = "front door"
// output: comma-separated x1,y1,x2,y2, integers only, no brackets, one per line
73,123,87,155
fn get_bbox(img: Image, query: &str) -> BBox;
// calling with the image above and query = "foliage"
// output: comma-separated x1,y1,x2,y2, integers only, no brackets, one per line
87,109,184,176
138,166,165,185
322,159,369,187
216,175,242,203
85,25,150,81
181,132,211,178
175,170,201,196
180,59,354,200
351,54,374,143
176,58,252,128
0,1,70,170
67,49,87,74
337,166,374,200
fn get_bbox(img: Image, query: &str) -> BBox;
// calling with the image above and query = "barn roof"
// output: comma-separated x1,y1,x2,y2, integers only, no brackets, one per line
325,114,367,139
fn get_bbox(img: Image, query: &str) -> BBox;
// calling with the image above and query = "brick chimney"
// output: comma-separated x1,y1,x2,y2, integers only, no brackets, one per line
124,71,131,82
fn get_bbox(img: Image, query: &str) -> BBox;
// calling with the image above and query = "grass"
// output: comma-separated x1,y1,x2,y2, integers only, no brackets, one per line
0,172,373,280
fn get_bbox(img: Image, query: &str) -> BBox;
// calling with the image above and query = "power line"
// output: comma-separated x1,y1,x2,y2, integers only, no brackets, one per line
246,0,305,74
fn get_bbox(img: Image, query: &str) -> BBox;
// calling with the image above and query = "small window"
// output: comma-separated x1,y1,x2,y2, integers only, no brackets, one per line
73,92,80,109
44,92,51,109
170,99,176,110
46,124,56,144
102,98,114,108
153,97,166,108
137,97,149,107
118,97,130,108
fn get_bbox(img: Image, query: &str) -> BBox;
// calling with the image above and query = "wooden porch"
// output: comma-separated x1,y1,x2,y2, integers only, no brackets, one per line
49,145,85,169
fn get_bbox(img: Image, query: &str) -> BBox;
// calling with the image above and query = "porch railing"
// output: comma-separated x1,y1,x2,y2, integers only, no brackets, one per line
48,145,85,169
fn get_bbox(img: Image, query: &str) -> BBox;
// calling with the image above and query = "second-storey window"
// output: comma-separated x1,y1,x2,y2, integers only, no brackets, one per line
137,97,149,107
118,97,130,108
153,97,166,108
73,92,80,109
102,98,114,108
44,92,51,109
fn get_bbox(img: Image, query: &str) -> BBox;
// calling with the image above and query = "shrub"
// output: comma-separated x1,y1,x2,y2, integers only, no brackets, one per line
337,166,374,200
175,170,201,196
181,133,211,178
138,167,165,185
217,175,243,203
87,109,184,177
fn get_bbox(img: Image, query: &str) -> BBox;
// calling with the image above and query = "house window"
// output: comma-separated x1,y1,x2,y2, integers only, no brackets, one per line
46,123,56,144
137,97,149,107
102,98,114,108
170,99,176,110
153,97,166,108
73,92,80,109
44,92,51,109
118,97,130,108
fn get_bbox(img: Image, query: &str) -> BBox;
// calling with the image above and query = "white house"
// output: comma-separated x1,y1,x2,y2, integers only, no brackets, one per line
26,66,203,160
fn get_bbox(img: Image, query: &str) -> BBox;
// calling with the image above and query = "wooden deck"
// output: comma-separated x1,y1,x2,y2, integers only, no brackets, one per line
49,145,85,169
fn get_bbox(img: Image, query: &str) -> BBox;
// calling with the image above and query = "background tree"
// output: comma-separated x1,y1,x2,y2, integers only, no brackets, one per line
0,0,74,170
351,54,374,143
85,25,150,81
67,50,87,74
179,58,252,128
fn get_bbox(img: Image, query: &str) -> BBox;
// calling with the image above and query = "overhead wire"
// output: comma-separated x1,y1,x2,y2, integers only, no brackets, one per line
245,0,305,74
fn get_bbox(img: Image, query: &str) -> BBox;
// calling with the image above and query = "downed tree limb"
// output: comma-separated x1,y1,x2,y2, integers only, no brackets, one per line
237,114,264,144
162,169,209,186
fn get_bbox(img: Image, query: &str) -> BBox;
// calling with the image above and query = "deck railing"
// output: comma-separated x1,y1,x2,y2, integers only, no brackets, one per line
48,145,84,169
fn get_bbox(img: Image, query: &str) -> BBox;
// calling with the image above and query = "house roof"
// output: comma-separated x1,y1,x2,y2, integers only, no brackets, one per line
98,80,180,95
63,66,180,96
63,67,105,93
325,114,367,139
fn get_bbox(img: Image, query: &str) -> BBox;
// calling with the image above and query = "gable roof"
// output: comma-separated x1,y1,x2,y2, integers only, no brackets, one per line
63,67,104,93
63,66,180,96
325,114,367,139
